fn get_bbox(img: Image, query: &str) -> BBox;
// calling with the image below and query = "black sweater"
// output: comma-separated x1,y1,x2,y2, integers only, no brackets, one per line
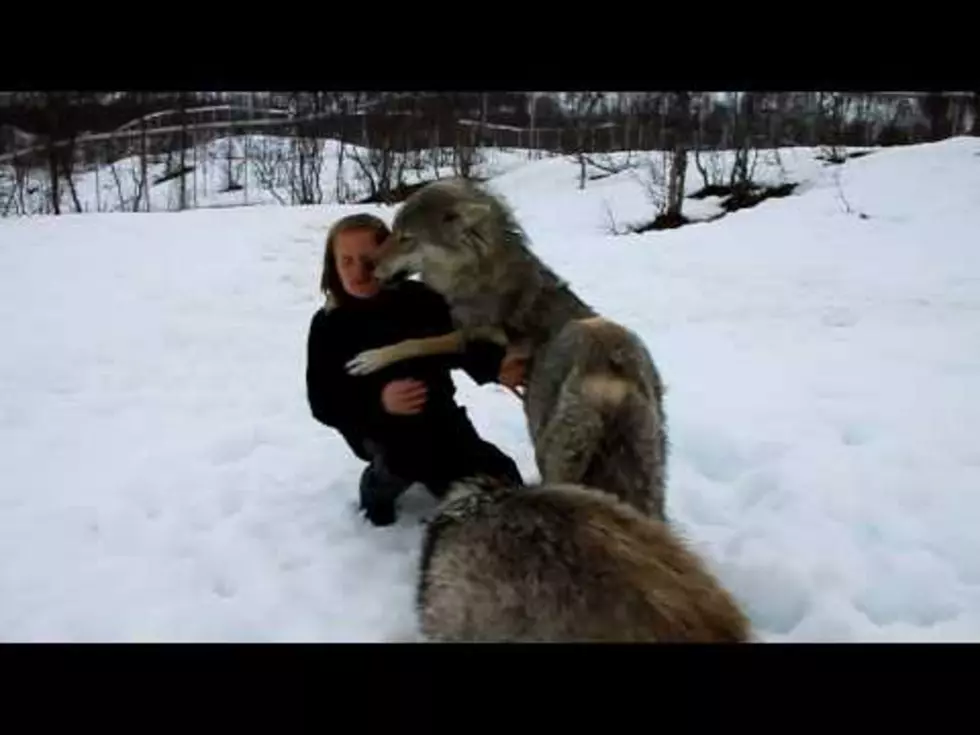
305,279,506,476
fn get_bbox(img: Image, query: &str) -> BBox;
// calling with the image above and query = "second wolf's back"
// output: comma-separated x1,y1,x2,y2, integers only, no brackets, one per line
417,480,750,642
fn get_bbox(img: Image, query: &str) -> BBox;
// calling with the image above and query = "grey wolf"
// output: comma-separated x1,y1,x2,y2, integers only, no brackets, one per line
305,212,523,526
416,475,752,642
344,179,668,519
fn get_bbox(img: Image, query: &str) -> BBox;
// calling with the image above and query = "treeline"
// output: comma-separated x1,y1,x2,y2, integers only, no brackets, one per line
0,91,976,217
2,91,977,155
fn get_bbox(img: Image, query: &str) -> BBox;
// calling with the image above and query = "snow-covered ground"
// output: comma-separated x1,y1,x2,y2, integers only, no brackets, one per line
1,136,979,642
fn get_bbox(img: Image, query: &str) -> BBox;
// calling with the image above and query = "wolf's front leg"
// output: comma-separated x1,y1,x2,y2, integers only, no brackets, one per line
345,332,468,376
345,343,408,375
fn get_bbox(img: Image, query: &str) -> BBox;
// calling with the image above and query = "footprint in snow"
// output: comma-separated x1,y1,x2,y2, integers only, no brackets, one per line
219,488,245,518
725,563,812,636
681,430,748,483
210,430,269,466
821,306,858,328
211,578,238,600
839,420,874,446
277,555,312,572
851,549,961,628
735,468,781,511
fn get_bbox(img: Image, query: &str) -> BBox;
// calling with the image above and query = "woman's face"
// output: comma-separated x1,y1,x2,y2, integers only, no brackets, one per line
334,228,381,299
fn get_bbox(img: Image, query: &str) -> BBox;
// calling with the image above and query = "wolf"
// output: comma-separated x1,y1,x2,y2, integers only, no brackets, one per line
415,474,752,642
344,178,668,519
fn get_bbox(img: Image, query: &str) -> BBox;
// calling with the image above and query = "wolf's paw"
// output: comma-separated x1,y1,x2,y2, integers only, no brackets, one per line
346,348,390,375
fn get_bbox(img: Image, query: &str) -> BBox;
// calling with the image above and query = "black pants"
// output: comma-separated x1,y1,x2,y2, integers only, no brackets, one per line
358,434,522,527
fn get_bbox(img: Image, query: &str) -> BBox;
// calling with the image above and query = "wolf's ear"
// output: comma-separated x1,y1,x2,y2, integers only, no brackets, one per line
453,200,493,228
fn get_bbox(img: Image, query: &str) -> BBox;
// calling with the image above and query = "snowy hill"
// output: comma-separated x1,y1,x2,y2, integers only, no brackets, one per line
1,137,979,641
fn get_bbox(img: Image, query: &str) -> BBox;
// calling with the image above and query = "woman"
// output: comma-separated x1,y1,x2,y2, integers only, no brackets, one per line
305,212,526,526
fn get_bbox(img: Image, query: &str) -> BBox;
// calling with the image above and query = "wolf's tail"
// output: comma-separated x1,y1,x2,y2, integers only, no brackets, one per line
583,370,665,511
558,315,659,396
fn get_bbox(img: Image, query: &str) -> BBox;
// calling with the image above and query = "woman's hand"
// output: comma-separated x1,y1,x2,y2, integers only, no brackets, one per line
498,347,528,391
381,378,428,415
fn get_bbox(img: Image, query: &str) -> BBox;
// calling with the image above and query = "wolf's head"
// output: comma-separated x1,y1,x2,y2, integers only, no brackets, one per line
437,472,519,521
373,179,505,289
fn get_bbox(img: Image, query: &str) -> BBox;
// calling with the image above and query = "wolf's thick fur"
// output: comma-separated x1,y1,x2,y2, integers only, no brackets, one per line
346,178,668,519
416,476,751,642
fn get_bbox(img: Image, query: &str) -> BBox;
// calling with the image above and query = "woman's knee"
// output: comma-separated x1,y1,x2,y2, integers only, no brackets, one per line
359,456,411,506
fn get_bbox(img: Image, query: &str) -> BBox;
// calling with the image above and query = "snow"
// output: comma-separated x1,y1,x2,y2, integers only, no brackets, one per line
1,136,980,641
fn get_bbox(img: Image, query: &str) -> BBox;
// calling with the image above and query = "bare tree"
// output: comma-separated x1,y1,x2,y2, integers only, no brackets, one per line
333,92,359,204
106,136,130,211
625,92,693,230
40,93,69,214
1,150,35,216
640,154,666,210
728,92,762,197
919,92,952,141
60,140,83,213
692,94,729,192
105,137,150,213
222,118,239,194
818,92,853,163
42,91,98,214
100,98,151,212
527,92,540,158
288,92,325,205
253,138,290,206
427,96,444,178
0,168,17,216
478,91,489,151
136,93,150,211
566,92,604,189
854,92,878,146
663,91,692,224
579,93,641,179
450,93,479,180
177,91,189,210
350,107,410,202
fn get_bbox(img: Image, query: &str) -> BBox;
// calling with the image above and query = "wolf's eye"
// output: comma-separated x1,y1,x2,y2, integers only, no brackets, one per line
443,211,459,223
